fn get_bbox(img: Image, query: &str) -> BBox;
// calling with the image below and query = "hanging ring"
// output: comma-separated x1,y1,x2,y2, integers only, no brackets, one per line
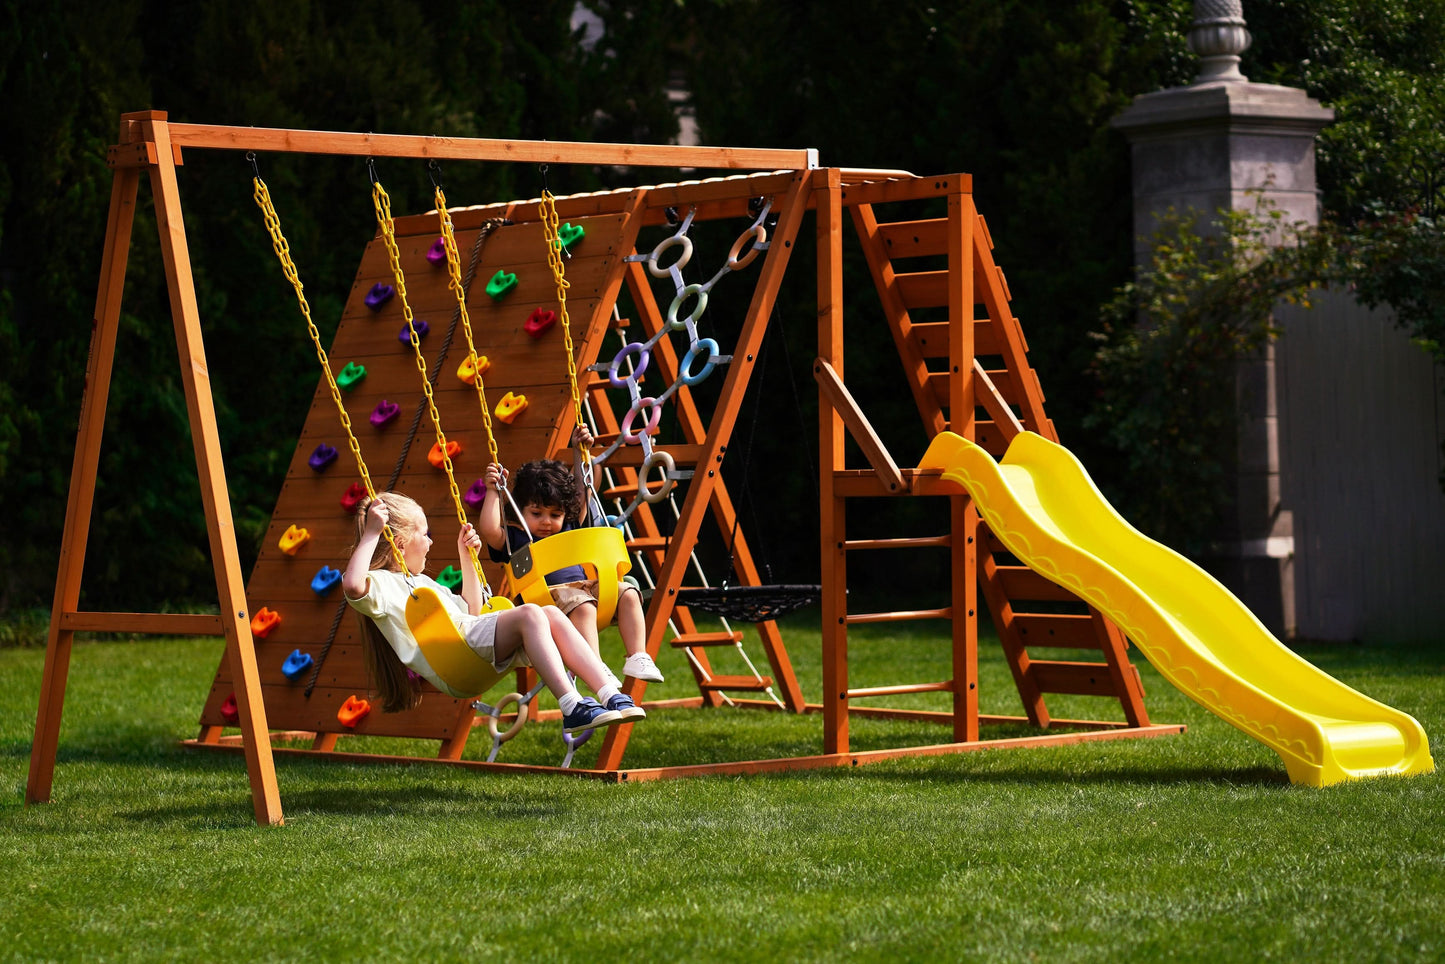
486,692,530,743
607,341,651,388
679,338,721,386
639,450,676,505
647,234,693,278
726,223,767,270
620,396,663,444
665,284,708,331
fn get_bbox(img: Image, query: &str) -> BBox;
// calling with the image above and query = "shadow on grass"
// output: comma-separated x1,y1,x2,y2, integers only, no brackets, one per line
788,760,1291,789
120,780,567,827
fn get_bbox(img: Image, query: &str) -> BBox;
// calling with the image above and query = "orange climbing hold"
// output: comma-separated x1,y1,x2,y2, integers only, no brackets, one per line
337,695,372,728
278,524,311,555
495,392,528,423
428,440,462,468
250,607,282,638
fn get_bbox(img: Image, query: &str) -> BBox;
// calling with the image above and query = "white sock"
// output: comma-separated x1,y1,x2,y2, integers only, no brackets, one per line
558,690,582,716
597,683,620,704
604,671,623,690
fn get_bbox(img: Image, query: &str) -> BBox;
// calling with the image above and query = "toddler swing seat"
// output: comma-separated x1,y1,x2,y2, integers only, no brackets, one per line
407,586,516,698
505,525,632,628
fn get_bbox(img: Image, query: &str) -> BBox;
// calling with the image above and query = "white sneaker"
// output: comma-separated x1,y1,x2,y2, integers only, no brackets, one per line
622,652,664,682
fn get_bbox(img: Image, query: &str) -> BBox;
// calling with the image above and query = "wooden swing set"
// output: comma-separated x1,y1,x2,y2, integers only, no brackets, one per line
27,111,1181,826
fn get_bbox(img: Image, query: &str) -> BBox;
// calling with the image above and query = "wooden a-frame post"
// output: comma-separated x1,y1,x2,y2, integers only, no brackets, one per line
27,112,284,826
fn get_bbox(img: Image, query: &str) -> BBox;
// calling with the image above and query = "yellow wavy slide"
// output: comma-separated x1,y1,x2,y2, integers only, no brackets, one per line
919,430,1433,786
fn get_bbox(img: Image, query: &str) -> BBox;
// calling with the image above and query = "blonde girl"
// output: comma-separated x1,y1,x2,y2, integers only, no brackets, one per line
342,491,644,733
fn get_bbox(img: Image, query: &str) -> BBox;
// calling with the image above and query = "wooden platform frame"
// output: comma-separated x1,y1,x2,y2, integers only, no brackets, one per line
27,112,1180,827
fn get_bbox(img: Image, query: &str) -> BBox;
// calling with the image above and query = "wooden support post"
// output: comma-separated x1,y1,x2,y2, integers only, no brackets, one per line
948,188,979,742
145,115,283,826
595,172,812,769
817,168,849,755
26,152,141,808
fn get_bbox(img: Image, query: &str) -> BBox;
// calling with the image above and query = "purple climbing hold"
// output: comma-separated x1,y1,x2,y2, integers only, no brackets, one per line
370,399,401,427
426,237,447,265
308,444,338,471
463,477,488,509
365,283,395,311
399,319,430,343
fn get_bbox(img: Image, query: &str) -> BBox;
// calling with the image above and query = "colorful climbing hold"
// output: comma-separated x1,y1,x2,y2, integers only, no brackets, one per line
457,354,491,385
399,319,429,343
278,524,311,556
364,283,394,311
340,482,368,513
426,237,447,265
524,307,557,339
436,566,464,592
495,392,528,423
308,443,338,472
337,695,372,728
311,566,342,595
220,692,239,724
463,478,488,509
336,362,367,389
281,649,314,681
558,222,585,251
428,440,462,468
485,270,518,299
250,607,282,638
370,399,401,427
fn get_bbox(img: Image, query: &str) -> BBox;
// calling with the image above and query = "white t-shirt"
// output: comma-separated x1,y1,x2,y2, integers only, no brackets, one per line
346,569,472,697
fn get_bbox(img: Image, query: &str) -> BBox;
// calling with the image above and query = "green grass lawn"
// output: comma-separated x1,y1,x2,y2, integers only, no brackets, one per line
3,623,1443,962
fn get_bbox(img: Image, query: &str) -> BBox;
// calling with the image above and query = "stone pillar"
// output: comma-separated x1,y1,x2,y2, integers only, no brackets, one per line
1110,1,1334,638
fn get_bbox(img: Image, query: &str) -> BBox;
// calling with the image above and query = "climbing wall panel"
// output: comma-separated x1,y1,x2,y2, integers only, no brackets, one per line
199,196,642,743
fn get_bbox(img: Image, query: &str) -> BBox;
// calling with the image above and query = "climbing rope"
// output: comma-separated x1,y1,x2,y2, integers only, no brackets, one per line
251,163,409,579
369,164,493,597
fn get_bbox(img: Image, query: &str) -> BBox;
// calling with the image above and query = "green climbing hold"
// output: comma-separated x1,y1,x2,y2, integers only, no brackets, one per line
485,270,518,299
336,362,367,389
436,566,464,592
558,222,585,251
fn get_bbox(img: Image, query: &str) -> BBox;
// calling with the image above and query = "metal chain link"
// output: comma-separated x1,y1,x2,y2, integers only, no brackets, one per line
252,174,411,579
371,178,489,590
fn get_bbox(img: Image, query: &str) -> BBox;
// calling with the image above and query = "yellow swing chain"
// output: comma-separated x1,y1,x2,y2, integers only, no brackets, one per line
433,185,502,469
539,187,588,460
252,173,411,579
371,175,492,594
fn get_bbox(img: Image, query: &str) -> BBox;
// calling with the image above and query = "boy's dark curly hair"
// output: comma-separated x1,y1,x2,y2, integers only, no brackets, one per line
510,459,582,525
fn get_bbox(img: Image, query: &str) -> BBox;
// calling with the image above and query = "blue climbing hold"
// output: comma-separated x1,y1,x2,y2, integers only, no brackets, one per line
311,565,342,595
282,649,314,681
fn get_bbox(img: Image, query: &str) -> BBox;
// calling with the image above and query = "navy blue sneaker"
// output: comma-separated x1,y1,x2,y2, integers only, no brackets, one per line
604,693,647,722
562,697,623,735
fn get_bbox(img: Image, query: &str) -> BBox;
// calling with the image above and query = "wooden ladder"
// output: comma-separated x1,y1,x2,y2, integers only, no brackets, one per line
842,187,1149,730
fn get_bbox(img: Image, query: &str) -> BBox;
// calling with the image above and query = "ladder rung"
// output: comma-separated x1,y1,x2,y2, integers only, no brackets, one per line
698,674,774,692
601,483,636,500
846,607,951,625
845,681,953,699
626,536,669,551
843,535,951,551
669,631,745,648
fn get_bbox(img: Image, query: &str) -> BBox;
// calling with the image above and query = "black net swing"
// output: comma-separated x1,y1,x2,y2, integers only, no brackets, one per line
674,304,820,623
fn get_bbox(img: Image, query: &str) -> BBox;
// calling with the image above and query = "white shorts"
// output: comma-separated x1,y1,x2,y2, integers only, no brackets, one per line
460,610,529,673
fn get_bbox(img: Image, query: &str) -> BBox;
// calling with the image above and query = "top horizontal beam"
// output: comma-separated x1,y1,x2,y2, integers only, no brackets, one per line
163,123,819,171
